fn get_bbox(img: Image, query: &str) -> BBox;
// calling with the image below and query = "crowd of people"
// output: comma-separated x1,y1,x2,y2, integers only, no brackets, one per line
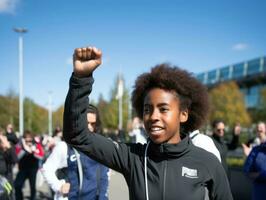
0,46,265,200
0,120,263,200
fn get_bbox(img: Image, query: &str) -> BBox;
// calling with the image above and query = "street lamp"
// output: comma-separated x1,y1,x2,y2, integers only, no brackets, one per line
117,74,123,130
48,91,53,136
14,27,28,137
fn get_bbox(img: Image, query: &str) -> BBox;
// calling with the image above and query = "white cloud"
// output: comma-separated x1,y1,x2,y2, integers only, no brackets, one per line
0,0,19,13
232,43,248,51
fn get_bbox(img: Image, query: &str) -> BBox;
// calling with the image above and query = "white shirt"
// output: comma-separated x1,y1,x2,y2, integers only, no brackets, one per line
129,128,147,144
190,130,221,162
41,141,68,200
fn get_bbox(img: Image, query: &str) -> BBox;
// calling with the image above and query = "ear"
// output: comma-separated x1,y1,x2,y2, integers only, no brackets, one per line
180,109,188,123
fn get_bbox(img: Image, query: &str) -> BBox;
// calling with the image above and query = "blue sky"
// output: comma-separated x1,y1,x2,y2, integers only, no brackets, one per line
1,0,266,110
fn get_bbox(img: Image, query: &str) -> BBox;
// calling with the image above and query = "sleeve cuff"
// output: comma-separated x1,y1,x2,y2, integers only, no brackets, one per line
70,73,94,88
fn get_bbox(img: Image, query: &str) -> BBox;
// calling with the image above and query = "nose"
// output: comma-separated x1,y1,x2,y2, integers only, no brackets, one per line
150,108,160,121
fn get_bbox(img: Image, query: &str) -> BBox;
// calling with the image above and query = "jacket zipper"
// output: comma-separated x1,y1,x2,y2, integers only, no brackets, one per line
163,160,168,200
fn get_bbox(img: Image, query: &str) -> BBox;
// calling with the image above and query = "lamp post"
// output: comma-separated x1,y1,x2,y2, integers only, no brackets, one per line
14,27,27,137
48,91,53,136
117,75,123,130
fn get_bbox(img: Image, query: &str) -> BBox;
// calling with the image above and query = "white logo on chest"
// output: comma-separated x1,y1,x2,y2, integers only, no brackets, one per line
70,154,77,162
182,166,198,179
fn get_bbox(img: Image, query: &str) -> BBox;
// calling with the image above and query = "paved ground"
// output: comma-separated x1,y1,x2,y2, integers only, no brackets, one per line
19,165,252,200
109,170,129,200
22,169,129,200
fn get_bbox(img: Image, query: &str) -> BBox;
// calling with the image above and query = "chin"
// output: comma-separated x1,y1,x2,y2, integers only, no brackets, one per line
150,136,165,144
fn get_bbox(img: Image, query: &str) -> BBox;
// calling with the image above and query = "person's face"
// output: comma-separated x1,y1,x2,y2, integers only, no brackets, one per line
6,124,13,133
256,123,266,139
87,113,97,132
214,122,225,137
143,88,188,144
24,135,33,146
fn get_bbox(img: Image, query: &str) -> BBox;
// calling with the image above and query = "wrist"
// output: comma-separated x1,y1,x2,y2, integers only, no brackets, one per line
72,72,93,79
74,71,88,78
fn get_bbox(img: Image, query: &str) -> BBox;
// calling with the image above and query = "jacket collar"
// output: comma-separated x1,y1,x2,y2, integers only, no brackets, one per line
148,136,192,159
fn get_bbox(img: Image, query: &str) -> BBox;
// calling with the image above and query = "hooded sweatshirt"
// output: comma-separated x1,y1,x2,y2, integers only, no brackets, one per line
63,74,233,200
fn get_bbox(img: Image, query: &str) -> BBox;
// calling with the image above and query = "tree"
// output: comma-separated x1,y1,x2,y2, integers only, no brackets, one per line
97,75,129,131
6,88,18,127
24,97,48,134
97,94,109,128
0,90,19,131
209,81,251,127
53,105,64,132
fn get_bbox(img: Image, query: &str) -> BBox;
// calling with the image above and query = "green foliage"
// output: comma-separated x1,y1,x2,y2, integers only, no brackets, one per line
209,81,251,127
97,75,130,130
53,105,64,129
0,94,64,135
0,95,19,130
0,73,131,134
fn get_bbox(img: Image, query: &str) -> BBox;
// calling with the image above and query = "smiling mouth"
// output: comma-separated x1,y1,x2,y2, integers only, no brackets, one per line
149,127,164,135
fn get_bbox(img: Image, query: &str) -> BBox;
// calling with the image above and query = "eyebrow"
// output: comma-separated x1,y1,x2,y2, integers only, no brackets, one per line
144,103,169,107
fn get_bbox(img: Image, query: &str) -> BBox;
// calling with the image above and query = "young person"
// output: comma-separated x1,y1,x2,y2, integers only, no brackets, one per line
211,120,241,175
0,128,17,200
41,104,109,200
63,46,233,200
14,131,44,200
5,124,19,146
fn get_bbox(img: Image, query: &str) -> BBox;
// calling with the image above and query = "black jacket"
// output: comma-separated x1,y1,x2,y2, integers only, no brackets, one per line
0,146,17,183
6,132,19,146
211,134,239,175
63,74,233,200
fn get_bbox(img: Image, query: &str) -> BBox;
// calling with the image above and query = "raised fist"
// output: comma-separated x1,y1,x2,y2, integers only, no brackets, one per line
73,46,102,77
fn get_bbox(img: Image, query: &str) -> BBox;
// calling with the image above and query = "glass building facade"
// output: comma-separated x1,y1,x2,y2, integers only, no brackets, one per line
196,56,266,108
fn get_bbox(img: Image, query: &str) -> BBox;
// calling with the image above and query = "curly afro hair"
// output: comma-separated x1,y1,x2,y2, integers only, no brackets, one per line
131,63,209,133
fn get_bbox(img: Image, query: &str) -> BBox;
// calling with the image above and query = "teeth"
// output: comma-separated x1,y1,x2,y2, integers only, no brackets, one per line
151,127,162,131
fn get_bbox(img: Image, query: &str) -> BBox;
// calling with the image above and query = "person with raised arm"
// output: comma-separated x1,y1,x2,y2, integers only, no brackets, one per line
63,46,232,200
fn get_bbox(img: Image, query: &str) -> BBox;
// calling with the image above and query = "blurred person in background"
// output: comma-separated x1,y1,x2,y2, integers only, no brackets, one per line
243,126,266,200
41,104,109,200
211,120,241,175
45,126,64,152
0,128,17,200
189,129,221,162
128,116,147,144
5,124,18,146
53,126,63,144
242,122,266,156
14,130,44,200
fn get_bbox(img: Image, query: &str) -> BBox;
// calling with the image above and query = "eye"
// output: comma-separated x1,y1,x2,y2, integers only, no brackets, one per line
159,107,169,113
143,106,151,114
